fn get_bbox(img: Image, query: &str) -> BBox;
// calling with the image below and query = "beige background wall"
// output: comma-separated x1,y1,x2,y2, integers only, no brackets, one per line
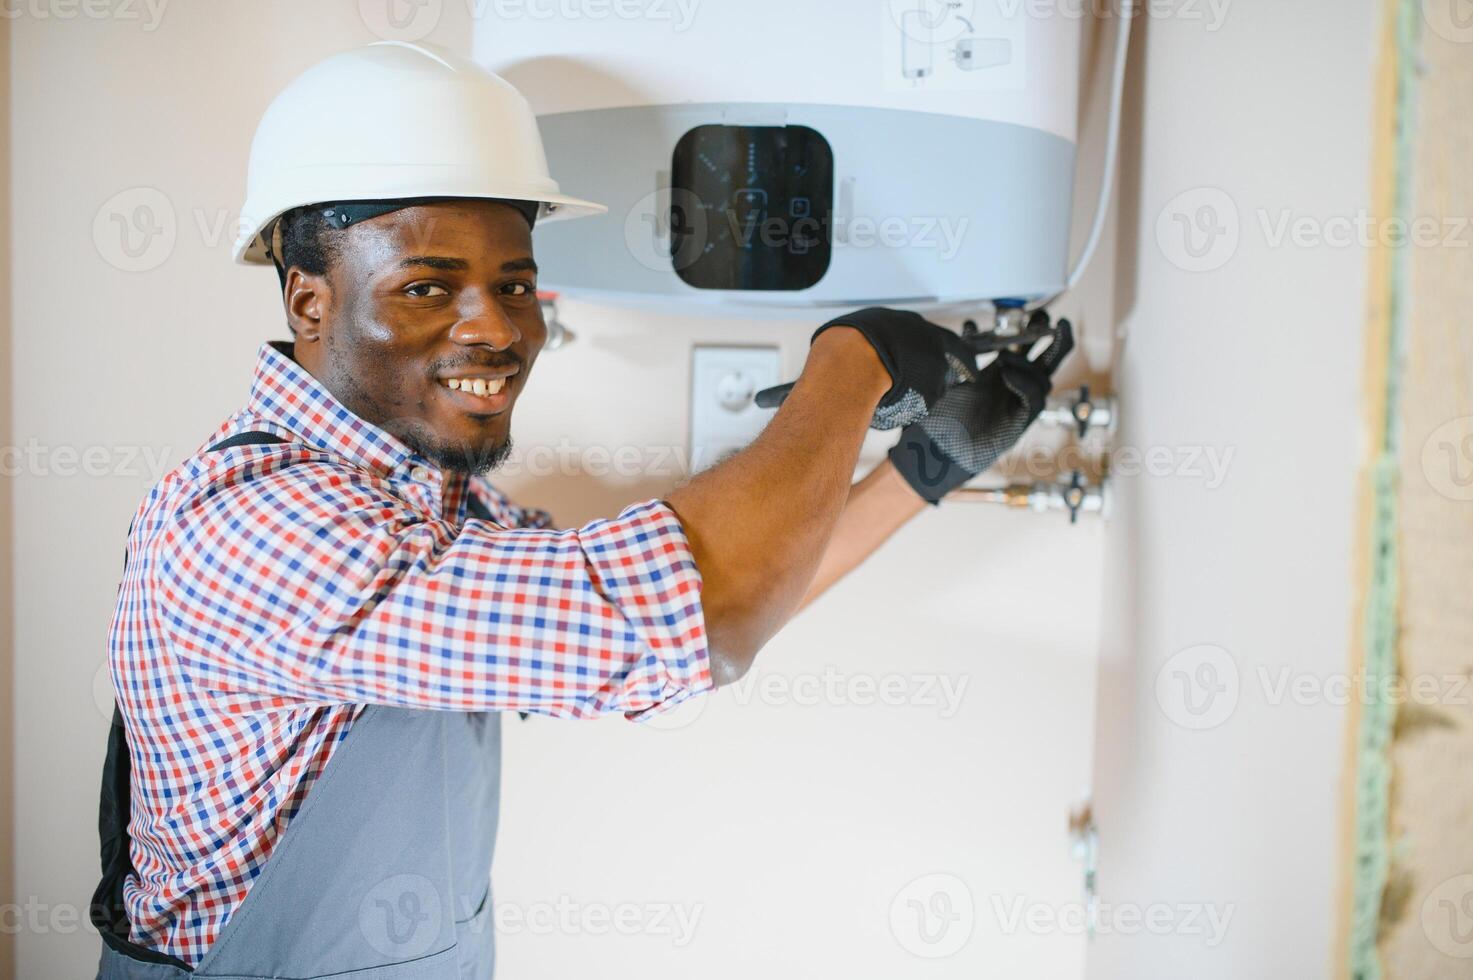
1,13,13,980
6,4,1110,978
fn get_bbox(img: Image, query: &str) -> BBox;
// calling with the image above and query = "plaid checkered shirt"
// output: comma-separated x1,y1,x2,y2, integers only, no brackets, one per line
108,341,712,964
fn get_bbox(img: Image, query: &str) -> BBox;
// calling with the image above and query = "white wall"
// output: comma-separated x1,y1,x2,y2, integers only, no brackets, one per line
1086,4,1377,978
6,4,1107,978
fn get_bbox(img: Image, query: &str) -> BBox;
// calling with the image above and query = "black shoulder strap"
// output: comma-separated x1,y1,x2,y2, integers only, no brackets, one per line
207,431,288,452
90,704,195,971
93,430,289,969
465,490,495,522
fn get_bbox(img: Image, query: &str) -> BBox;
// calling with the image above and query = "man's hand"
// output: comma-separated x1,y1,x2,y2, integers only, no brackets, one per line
889,321,1074,503
756,307,976,430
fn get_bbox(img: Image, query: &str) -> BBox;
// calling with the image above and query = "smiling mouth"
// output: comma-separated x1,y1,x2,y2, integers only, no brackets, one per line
444,377,507,398
438,373,517,415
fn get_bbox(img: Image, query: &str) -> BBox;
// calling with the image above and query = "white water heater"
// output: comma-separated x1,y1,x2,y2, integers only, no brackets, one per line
473,1,1082,310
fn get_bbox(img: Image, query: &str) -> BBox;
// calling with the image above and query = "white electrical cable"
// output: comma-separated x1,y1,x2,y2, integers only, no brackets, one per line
1045,5,1134,304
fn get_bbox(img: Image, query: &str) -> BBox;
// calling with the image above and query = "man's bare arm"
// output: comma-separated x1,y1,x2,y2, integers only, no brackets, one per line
664,328,890,686
796,459,926,611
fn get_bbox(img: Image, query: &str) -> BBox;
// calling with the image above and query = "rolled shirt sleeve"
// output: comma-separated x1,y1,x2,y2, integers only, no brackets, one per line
152,458,711,719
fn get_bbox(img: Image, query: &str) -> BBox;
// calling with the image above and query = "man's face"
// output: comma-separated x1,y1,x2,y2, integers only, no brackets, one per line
288,200,544,474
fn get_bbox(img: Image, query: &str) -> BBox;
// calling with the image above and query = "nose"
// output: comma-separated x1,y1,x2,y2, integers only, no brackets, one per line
448,293,520,350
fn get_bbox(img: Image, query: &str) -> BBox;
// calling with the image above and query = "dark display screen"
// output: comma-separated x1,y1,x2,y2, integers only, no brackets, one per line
670,124,834,291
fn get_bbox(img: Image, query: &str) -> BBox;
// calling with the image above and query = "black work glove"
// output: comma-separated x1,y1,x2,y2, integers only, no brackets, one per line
889,321,1074,503
754,307,976,430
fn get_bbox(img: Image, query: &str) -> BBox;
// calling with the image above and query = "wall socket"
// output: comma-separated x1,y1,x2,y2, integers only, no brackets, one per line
689,345,781,472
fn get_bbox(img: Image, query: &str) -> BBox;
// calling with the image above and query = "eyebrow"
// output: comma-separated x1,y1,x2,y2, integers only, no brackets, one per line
397,255,538,274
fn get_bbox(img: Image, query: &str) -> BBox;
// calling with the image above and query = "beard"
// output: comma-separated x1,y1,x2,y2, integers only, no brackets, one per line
314,336,519,477
399,427,514,476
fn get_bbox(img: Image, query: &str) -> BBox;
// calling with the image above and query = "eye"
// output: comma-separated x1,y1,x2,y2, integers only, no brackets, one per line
404,282,449,298
501,281,535,298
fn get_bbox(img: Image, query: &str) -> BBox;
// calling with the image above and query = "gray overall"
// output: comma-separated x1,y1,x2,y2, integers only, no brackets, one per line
93,433,505,978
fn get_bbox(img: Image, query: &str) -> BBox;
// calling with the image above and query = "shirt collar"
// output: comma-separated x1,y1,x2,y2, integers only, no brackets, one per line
245,341,424,479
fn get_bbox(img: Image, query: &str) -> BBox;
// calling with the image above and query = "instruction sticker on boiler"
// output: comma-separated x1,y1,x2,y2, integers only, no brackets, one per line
882,0,1027,92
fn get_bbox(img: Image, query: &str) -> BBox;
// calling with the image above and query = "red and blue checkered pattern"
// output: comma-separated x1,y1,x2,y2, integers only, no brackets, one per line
108,342,711,965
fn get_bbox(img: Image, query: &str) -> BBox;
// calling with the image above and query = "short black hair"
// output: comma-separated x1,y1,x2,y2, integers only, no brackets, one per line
276,205,341,279
273,198,539,281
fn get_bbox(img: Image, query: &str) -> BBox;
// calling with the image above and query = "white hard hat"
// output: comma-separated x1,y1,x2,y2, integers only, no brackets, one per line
233,41,605,265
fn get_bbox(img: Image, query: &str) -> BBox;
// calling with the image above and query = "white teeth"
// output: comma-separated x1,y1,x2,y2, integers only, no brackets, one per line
443,377,507,398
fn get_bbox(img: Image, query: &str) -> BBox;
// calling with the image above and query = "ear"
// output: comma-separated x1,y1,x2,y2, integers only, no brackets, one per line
284,268,330,343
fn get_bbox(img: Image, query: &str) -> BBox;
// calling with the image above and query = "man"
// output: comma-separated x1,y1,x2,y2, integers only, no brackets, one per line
91,42,1070,979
